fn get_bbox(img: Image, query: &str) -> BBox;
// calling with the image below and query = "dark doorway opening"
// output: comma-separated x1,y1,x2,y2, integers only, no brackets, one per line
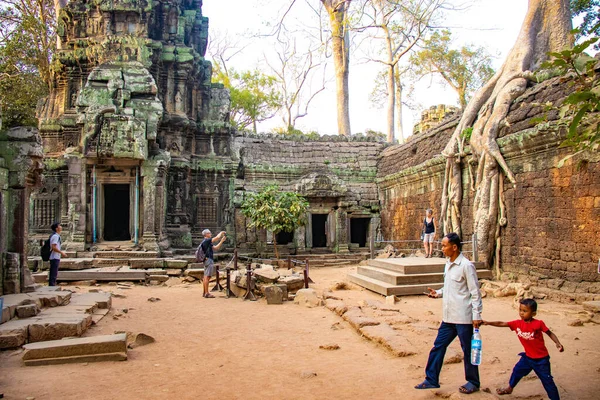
350,218,370,247
276,230,294,245
104,184,131,241
312,214,328,248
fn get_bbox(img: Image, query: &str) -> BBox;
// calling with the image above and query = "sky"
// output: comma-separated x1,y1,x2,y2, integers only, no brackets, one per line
202,0,529,140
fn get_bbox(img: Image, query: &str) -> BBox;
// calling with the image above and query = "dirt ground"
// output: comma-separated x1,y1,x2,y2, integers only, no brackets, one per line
1,266,599,400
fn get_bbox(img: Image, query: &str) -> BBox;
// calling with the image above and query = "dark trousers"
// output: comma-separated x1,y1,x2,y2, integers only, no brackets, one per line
49,259,60,286
509,353,559,400
425,322,480,388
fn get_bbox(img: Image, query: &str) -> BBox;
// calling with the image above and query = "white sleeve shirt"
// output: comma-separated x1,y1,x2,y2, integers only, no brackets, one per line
436,253,483,324
49,233,61,260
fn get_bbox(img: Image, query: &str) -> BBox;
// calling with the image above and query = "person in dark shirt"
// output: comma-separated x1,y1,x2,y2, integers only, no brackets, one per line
200,229,226,298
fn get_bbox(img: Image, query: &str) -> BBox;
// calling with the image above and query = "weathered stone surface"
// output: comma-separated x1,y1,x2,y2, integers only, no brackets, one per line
583,301,600,313
0,320,30,349
22,333,127,366
28,314,93,342
129,259,165,269
185,269,204,280
278,275,305,293
324,299,348,316
70,292,111,309
166,269,182,276
264,285,284,305
275,283,288,300
254,268,280,284
164,259,188,269
148,275,169,282
342,307,380,329
359,324,416,357
294,288,321,308
16,304,40,318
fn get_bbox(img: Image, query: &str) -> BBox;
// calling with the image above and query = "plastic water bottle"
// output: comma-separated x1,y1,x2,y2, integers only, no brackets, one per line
471,329,482,365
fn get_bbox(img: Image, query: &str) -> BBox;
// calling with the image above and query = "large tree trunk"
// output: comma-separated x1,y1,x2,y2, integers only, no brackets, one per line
323,0,351,136
386,64,395,143
440,0,572,268
395,68,404,143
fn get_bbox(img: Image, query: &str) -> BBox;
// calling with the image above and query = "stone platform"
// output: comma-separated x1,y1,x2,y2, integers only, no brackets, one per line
0,288,111,349
348,257,492,296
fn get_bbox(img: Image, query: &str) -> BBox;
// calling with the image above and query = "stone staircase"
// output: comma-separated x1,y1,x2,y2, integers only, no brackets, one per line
348,257,493,296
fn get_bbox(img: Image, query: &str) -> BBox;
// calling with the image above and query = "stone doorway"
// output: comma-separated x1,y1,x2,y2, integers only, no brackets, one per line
350,218,370,247
103,184,131,241
312,214,328,248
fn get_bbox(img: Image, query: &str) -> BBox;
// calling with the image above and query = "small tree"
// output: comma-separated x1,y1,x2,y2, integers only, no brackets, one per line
241,185,309,259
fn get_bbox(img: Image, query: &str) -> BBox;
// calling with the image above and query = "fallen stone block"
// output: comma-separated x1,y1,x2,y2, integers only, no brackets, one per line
166,269,182,276
359,324,416,357
342,307,380,329
165,277,183,287
164,259,188,269
278,275,305,293
114,331,156,349
70,292,111,309
325,299,348,316
32,272,48,284
148,275,169,282
264,285,283,305
22,333,128,366
185,269,204,280
28,314,93,342
294,288,321,308
275,283,288,300
0,320,30,349
254,268,280,284
583,301,600,313
16,304,40,319
129,259,165,269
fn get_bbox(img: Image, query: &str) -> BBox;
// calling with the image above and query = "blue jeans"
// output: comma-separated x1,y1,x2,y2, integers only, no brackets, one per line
425,322,480,388
49,259,60,286
509,353,559,400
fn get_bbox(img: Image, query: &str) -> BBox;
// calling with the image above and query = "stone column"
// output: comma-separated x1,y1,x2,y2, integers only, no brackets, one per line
65,155,86,251
336,208,349,253
141,153,170,251
0,127,43,294
294,225,306,252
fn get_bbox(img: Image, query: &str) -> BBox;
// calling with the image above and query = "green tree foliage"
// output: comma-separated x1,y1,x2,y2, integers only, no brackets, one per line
410,29,495,109
539,35,600,166
0,0,55,127
213,65,282,133
241,185,309,258
571,0,600,47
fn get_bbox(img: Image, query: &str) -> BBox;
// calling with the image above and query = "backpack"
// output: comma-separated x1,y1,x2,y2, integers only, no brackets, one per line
40,233,55,261
195,239,209,262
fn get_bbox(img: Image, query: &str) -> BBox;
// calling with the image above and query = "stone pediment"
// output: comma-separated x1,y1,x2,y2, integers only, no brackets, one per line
77,61,163,160
295,172,348,198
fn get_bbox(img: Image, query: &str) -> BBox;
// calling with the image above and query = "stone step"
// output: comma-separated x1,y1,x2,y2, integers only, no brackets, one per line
57,271,147,282
357,266,493,285
22,333,127,366
367,258,485,274
347,273,444,296
0,291,111,349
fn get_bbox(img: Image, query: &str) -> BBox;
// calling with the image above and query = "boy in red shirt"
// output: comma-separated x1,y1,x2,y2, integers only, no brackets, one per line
483,298,564,400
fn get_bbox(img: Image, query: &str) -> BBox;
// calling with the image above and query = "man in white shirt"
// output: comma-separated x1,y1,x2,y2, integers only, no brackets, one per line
49,222,67,286
415,232,483,394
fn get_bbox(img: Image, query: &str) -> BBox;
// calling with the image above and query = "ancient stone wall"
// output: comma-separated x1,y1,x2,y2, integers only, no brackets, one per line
232,135,384,252
378,76,600,302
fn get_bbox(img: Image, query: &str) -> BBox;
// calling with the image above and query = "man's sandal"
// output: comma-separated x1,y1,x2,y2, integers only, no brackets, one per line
458,382,480,394
414,381,440,389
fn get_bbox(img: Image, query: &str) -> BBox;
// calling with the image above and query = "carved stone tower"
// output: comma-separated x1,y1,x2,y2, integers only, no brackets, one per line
35,0,232,251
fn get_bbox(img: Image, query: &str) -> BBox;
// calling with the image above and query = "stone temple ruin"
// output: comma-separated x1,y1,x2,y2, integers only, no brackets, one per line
0,0,598,305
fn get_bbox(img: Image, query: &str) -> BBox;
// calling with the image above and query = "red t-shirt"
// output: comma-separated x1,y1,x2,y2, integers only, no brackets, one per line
507,319,550,359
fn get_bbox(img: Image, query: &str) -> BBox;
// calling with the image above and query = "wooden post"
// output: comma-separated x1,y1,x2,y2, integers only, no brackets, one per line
234,249,238,270
243,263,257,301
